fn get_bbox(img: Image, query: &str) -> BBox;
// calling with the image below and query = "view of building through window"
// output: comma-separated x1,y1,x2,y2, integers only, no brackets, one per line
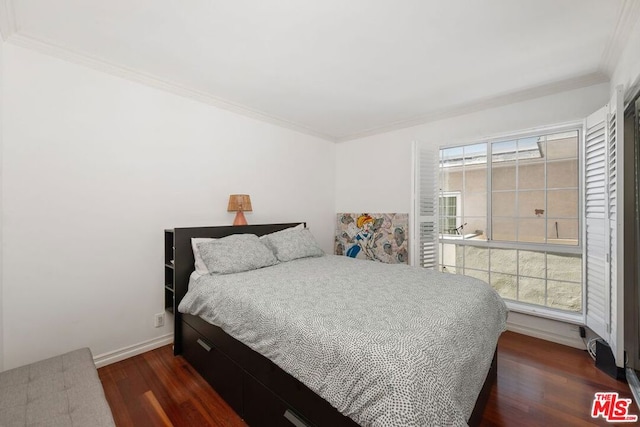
439,130,582,312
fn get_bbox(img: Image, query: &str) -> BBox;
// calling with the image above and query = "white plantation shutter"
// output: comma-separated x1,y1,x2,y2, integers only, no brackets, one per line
607,87,624,367
585,86,624,366
585,105,610,341
417,144,438,268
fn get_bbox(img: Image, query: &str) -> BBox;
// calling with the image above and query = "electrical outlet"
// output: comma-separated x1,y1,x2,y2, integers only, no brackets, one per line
154,313,165,328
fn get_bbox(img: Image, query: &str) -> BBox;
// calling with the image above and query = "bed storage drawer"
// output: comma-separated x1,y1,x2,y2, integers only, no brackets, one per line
181,322,243,414
243,373,311,427
181,315,359,427
239,349,356,426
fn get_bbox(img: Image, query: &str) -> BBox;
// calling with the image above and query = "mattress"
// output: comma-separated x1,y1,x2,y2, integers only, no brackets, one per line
178,255,507,426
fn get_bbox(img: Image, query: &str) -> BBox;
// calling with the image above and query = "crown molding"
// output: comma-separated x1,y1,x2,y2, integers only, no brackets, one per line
1,9,618,144
0,0,16,41
6,32,338,142
599,0,640,76
335,71,609,142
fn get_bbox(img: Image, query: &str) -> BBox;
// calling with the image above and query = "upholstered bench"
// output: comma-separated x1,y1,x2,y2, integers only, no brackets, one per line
0,348,115,426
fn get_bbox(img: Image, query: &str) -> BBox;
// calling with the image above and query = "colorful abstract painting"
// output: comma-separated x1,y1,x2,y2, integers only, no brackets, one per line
335,213,409,264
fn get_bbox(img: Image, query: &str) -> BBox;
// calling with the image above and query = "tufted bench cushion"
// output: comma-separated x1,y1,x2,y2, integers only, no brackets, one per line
0,348,115,427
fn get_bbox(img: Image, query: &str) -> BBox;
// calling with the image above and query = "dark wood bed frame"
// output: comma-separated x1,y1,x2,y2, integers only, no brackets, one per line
172,223,496,426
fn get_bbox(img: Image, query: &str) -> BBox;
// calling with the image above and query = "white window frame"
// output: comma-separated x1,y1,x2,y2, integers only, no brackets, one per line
414,87,625,367
417,121,585,324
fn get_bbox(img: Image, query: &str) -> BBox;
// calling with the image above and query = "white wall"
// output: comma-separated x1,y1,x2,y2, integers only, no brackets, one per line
336,83,609,212
1,44,336,370
0,39,4,372
612,16,640,100
336,82,610,345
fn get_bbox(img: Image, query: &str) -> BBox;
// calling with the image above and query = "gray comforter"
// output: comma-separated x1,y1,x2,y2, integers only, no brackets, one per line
178,255,507,426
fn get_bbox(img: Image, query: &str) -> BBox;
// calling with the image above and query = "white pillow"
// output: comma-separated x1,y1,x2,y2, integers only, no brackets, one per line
196,234,278,274
261,228,324,262
191,238,213,275
258,223,304,242
193,224,304,274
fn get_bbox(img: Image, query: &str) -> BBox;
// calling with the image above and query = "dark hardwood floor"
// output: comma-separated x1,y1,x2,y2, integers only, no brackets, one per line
481,332,634,426
98,344,246,427
98,331,636,426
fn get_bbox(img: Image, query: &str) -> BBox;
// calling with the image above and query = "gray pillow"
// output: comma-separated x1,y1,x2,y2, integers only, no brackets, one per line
196,234,278,274
261,228,324,262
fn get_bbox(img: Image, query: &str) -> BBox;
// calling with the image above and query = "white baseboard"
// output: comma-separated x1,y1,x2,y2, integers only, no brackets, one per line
93,333,173,368
506,311,586,350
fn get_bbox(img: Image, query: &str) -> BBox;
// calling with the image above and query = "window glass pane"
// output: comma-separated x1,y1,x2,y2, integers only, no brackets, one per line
465,246,489,271
449,216,465,236
517,137,543,160
491,273,517,299
547,159,578,188
518,163,545,190
440,146,464,167
455,244,464,268
440,167,462,193
465,169,486,192
492,218,516,241
492,165,516,190
518,250,546,279
492,191,516,217
439,204,456,216
439,216,458,235
518,277,546,305
547,218,579,244
440,243,461,268
464,217,487,240
463,143,487,166
517,218,545,243
439,194,459,215
547,189,578,218
464,269,489,283
490,248,517,275
492,140,518,163
547,280,581,312
546,131,578,160
463,192,486,219
547,253,581,282
518,190,545,217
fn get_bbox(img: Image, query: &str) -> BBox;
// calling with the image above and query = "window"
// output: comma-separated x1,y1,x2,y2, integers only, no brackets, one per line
416,88,624,365
439,192,460,235
437,127,582,315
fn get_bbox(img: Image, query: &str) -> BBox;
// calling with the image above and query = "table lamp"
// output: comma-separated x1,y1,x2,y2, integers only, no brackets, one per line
228,194,252,226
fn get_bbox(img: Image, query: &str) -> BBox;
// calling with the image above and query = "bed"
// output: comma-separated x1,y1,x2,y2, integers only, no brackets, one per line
172,223,507,426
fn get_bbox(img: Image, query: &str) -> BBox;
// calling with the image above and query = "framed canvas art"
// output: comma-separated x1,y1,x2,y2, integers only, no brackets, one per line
335,213,409,264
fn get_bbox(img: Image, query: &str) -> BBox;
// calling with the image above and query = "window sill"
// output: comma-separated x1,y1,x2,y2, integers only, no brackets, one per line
505,300,584,325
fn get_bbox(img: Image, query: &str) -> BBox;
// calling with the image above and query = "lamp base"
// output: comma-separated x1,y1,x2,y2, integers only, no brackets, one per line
233,211,248,226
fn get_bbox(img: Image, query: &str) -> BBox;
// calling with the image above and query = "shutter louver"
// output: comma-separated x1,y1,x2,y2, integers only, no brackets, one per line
418,145,438,269
585,106,610,341
585,119,607,218
607,88,624,366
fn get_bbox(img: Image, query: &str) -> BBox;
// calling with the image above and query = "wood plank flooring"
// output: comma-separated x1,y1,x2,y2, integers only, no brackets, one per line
98,331,636,426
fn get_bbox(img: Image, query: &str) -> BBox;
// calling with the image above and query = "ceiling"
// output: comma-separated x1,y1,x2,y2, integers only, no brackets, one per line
0,0,638,142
